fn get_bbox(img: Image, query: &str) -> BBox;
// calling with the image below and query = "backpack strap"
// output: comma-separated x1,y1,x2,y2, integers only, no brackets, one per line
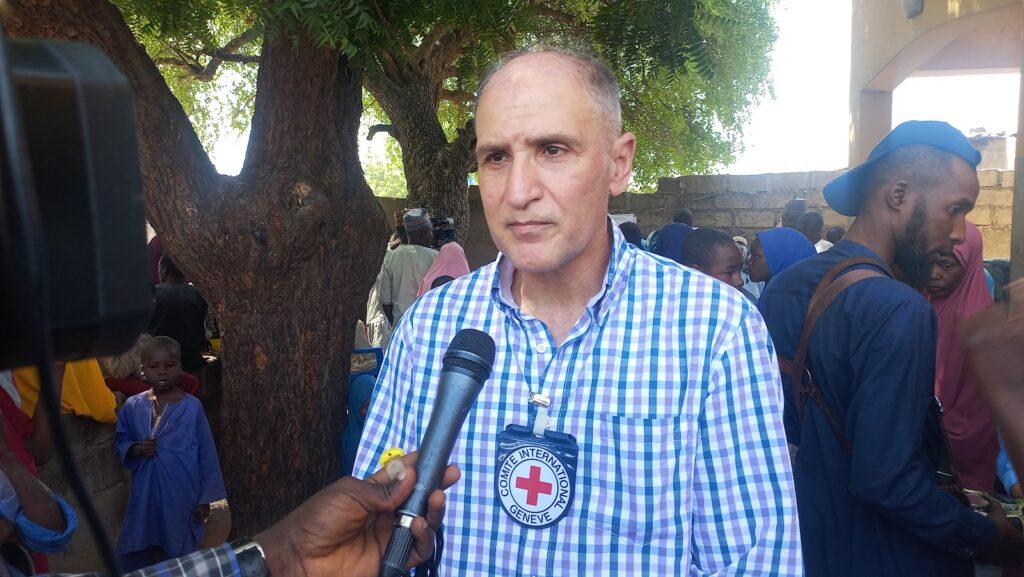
780,256,890,455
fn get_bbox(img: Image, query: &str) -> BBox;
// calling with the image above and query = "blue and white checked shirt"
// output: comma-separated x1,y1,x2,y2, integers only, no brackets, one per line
354,224,802,576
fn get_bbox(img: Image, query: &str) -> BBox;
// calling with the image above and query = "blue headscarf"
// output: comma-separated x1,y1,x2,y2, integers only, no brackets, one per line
652,223,695,264
755,227,816,278
341,374,376,476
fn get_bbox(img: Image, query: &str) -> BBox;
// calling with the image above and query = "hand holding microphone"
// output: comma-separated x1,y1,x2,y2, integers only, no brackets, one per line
380,328,496,577
254,452,460,577
252,328,493,577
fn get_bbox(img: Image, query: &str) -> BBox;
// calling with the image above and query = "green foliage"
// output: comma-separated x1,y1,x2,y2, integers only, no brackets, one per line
114,0,776,190
114,0,260,151
603,0,777,189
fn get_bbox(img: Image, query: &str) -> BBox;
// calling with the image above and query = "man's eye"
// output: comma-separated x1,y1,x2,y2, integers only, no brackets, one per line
543,146,563,156
484,153,506,163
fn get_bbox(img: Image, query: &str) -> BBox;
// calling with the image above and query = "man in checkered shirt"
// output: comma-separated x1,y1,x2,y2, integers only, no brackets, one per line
354,46,802,576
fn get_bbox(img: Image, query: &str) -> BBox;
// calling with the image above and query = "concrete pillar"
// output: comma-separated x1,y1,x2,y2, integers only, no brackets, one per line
1012,40,1024,282
850,89,893,165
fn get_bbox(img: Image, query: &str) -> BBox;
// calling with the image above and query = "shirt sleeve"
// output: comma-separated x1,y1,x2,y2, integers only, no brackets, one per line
997,435,1020,492
846,298,996,552
38,544,241,577
114,402,143,471
351,318,419,480
16,492,78,553
689,304,803,576
377,254,394,307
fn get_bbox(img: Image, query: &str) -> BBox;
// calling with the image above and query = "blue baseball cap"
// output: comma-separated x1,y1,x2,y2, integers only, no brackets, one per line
823,120,981,216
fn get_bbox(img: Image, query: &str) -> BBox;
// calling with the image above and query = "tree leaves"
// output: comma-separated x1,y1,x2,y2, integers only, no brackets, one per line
115,0,776,189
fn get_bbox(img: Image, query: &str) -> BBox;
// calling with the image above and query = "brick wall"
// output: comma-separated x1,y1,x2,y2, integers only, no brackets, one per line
374,169,1015,268
38,416,130,573
653,170,1014,260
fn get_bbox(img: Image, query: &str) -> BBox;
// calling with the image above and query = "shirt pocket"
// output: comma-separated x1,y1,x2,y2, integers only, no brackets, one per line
586,414,684,545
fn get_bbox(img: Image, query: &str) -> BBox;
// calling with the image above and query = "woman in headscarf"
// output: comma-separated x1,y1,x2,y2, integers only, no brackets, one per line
651,223,694,265
417,242,471,297
926,221,998,491
746,227,816,285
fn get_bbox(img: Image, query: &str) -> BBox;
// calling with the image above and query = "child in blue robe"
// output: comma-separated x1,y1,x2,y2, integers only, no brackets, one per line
115,336,225,571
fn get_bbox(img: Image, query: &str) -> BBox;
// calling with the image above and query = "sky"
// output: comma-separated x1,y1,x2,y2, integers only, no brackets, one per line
208,0,1021,177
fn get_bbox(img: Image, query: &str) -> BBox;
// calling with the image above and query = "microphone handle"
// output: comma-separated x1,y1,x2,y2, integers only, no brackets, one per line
398,367,482,518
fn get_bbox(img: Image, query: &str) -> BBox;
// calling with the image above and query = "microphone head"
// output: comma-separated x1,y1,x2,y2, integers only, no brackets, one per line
443,328,496,382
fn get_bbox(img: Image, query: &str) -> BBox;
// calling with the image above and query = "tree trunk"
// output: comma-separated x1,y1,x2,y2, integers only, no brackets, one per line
9,0,386,534
367,66,476,242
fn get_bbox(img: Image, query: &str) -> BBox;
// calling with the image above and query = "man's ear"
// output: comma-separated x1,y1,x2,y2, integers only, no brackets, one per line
608,132,637,197
884,180,911,212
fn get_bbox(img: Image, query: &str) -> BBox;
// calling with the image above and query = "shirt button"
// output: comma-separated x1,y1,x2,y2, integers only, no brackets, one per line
536,341,549,354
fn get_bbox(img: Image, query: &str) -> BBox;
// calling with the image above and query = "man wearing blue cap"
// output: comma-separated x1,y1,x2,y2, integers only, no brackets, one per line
758,120,1024,576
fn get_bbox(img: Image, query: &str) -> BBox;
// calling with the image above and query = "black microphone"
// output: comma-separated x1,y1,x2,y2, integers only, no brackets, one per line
379,328,495,577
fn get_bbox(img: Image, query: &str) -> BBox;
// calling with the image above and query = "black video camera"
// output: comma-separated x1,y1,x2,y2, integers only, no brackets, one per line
430,216,455,249
0,33,150,370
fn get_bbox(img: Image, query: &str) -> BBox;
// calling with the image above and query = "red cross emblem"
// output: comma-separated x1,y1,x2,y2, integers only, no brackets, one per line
515,465,554,506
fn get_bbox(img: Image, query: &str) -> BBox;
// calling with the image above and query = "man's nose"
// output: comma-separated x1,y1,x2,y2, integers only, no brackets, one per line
950,216,967,246
505,156,542,208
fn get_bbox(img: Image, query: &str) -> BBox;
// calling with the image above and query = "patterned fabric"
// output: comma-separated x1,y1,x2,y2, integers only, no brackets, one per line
41,544,239,577
354,222,802,576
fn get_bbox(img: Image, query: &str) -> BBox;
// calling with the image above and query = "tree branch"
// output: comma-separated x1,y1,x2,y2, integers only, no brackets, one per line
242,33,342,173
152,28,260,82
421,28,471,85
201,27,260,64
217,26,259,55
528,3,577,25
366,124,396,140
206,50,260,64
439,88,473,104
366,0,412,58
413,25,450,64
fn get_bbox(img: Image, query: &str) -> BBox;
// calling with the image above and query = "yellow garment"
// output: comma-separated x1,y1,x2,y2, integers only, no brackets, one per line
15,359,117,424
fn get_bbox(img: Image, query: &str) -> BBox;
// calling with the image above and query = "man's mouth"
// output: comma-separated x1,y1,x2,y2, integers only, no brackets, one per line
508,221,551,236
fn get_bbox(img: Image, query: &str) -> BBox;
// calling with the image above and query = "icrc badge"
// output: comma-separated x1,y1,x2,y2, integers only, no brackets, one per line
496,424,578,529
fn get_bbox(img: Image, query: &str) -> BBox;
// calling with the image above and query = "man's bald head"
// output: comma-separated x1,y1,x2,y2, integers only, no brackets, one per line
475,46,622,144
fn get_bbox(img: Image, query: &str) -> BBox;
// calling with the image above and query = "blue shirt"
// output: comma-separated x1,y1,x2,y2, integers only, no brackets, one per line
758,239,996,577
115,393,226,558
997,435,1019,493
354,223,802,576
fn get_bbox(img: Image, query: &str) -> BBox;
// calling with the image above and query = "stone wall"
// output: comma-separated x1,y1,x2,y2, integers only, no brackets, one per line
651,171,847,241
375,169,1014,269
654,169,1013,260
38,416,130,573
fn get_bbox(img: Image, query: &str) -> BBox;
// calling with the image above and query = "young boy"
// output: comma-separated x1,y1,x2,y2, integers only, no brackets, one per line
114,336,225,571
680,228,752,299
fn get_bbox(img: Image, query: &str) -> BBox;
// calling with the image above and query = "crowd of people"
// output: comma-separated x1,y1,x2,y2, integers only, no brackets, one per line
0,236,227,574
2,43,1024,577
351,47,1024,577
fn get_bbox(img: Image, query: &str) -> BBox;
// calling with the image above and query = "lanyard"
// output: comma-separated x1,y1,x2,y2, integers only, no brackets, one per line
528,393,550,437
151,400,171,437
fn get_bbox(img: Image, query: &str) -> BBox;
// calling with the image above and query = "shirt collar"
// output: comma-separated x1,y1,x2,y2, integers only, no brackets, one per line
490,217,634,326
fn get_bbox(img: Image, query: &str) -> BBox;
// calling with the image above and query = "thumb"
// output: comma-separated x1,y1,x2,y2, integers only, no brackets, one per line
359,464,417,514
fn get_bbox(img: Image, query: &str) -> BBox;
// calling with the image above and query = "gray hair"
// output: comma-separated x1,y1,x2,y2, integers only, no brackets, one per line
474,43,623,140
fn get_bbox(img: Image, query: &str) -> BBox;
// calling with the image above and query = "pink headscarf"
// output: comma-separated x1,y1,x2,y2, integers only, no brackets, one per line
417,242,471,297
929,221,998,490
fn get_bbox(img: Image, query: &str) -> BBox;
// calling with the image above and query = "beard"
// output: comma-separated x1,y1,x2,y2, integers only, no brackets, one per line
893,198,931,289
